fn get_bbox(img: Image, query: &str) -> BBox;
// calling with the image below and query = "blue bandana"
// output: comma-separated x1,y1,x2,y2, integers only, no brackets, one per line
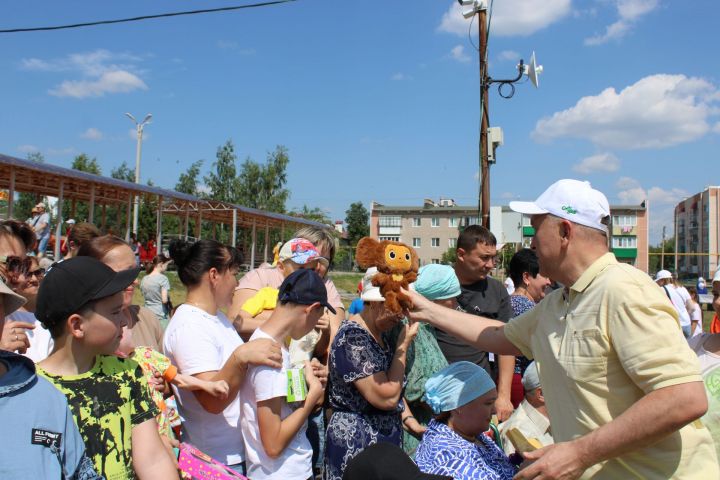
423,361,496,414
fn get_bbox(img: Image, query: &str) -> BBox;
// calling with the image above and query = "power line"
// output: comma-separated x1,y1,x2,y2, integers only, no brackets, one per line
0,0,296,34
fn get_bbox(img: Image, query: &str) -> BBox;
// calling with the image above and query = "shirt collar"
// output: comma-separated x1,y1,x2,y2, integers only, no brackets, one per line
569,252,617,294
520,400,551,434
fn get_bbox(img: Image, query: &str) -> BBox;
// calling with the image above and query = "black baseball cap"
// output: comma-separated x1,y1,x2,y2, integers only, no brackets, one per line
278,268,336,314
36,256,141,330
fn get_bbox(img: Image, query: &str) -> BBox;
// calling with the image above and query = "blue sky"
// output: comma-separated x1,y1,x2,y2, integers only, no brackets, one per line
1,0,718,244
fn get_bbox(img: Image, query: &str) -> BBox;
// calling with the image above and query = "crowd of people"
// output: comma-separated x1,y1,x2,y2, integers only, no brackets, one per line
1,177,720,479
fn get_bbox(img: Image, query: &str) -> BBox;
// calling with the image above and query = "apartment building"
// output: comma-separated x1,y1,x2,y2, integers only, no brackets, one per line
518,203,648,272
675,187,720,279
371,198,648,271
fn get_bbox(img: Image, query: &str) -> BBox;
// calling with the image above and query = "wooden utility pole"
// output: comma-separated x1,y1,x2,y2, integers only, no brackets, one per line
661,225,666,270
478,7,490,229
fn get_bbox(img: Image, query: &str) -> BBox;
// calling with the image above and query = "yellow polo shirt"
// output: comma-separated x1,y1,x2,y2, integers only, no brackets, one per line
504,253,718,478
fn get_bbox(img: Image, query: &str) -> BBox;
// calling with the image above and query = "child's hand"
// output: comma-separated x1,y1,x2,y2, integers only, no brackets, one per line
309,358,328,389
207,380,230,400
304,360,324,403
147,369,168,393
316,313,331,331
236,338,282,369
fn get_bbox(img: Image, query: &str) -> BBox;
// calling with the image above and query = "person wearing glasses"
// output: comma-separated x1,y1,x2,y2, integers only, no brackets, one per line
4,256,53,362
0,219,37,355
434,225,516,422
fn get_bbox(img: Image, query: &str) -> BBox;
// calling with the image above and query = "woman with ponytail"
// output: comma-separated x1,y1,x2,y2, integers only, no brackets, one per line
163,239,282,475
140,254,172,329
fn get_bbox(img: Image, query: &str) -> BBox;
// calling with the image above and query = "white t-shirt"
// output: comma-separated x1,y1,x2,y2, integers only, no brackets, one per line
5,311,53,363
163,304,245,465
240,328,312,480
662,285,691,327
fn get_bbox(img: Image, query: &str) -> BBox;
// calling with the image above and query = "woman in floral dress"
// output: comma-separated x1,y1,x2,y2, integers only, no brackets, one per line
323,267,417,480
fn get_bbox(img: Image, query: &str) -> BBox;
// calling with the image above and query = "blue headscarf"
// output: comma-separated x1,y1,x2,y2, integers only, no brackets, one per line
423,361,496,414
414,264,461,301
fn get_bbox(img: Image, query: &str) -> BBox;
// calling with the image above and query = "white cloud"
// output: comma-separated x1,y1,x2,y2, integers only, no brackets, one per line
50,70,147,98
500,191,516,199
438,0,571,37
17,144,40,154
80,127,104,140
498,50,520,62
713,122,720,134
615,176,689,243
572,152,620,173
533,74,720,149
391,73,411,81
21,49,148,99
450,45,471,63
217,40,256,55
585,0,659,45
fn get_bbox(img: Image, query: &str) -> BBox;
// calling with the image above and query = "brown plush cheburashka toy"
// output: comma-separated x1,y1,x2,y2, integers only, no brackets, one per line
355,237,419,314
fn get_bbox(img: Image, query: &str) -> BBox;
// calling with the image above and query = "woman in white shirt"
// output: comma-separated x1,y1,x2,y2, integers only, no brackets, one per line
164,238,281,475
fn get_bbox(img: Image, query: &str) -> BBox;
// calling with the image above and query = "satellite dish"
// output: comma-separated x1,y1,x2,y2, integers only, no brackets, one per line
526,51,543,88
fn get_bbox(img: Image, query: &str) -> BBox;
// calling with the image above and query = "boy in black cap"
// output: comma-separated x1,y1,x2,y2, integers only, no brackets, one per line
35,256,178,479
240,268,334,480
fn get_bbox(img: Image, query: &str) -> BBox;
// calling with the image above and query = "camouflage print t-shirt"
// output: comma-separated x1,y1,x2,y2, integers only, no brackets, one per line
38,355,159,480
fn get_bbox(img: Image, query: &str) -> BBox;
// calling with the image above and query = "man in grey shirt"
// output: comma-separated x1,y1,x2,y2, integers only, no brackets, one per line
434,225,514,420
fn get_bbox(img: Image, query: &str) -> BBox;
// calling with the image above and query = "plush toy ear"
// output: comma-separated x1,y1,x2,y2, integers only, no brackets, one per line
355,237,382,269
409,245,419,273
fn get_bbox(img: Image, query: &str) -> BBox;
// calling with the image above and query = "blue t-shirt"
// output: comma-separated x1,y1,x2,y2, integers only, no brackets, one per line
0,351,100,480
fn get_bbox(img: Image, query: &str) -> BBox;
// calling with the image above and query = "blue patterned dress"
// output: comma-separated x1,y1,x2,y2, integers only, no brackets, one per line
510,295,536,376
415,420,516,480
323,320,403,480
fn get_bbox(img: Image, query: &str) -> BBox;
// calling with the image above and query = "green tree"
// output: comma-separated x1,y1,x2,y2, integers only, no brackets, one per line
204,141,238,203
71,153,101,175
62,154,102,222
237,145,290,213
289,205,331,225
14,152,45,221
345,201,369,247
441,247,457,265
111,161,135,182
176,160,204,196
649,238,675,273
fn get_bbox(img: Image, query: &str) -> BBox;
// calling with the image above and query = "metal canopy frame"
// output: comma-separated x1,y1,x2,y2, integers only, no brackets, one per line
0,153,327,265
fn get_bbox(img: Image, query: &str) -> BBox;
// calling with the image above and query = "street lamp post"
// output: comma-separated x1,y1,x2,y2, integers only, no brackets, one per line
125,112,152,236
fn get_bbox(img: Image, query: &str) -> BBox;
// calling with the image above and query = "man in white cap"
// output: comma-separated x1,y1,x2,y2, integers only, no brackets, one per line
499,361,553,456
407,179,717,479
28,202,51,258
655,269,693,337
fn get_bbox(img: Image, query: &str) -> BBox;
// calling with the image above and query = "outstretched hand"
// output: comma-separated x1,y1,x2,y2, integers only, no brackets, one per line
514,442,588,480
400,288,436,324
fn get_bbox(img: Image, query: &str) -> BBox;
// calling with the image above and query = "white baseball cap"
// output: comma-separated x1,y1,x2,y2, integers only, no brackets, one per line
66,218,76,225
655,270,673,282
712,269,720,285
509,179,610,234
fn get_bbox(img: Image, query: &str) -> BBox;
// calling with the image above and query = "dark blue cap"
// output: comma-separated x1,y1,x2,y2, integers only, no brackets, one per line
278,269,336,314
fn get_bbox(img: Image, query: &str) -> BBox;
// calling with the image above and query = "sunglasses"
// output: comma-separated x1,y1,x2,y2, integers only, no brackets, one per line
27,268,45,280
0,255,33,274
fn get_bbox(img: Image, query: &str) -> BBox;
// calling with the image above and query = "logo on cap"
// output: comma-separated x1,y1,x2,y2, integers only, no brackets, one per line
561,205,577,215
